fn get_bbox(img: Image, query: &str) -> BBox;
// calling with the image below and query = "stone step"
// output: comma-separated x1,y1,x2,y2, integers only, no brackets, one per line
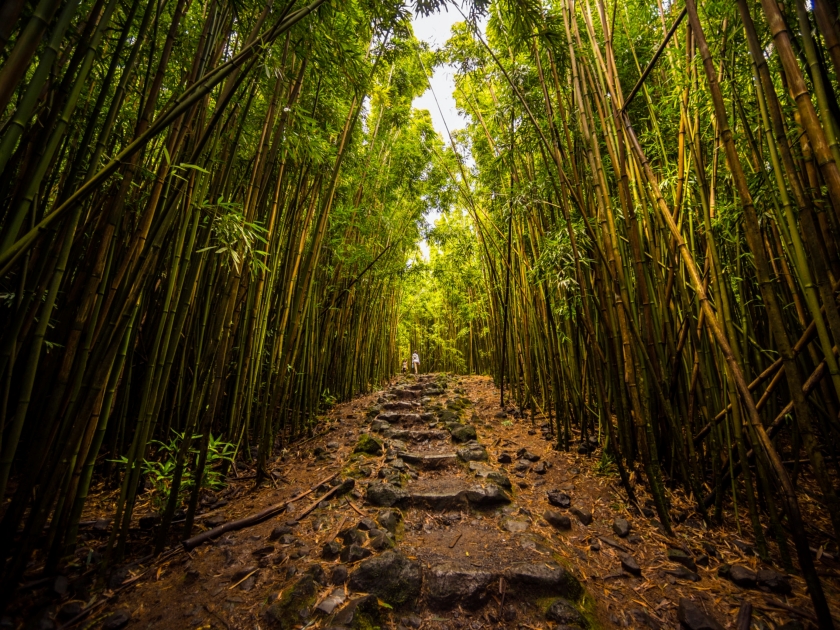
381,401,419,411
400,452,458,468
425,561,583,610
383,429,448,442
364,480,511,510
375,411,434,424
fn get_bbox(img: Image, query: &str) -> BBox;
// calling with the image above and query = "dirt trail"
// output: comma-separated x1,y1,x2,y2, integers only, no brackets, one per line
49,375,836,629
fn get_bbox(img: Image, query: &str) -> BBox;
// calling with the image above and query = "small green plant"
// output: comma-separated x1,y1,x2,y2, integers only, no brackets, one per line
501,419,513,428
111,431,234,511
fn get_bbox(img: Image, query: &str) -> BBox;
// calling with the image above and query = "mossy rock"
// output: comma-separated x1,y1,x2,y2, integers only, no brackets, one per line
450,424,477,443
265,575,318,629
354,433,383,456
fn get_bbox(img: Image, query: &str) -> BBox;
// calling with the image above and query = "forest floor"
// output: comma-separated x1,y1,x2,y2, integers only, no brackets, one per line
13,374,840,630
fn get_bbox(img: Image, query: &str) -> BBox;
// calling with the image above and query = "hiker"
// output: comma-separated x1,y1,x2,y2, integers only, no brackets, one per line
412,351,420,374
401,359,407,375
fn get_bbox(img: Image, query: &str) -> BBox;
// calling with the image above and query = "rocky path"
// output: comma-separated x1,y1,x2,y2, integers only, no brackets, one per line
46,375,838,630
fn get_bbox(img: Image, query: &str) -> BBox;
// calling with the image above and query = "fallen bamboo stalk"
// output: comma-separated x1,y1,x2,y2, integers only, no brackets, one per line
181,472,338,550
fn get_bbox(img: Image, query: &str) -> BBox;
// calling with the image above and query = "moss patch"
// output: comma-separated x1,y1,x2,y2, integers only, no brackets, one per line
264,575,318,629
353,433,383,456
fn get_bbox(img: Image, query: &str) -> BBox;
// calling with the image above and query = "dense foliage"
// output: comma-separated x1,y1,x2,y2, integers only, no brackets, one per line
1,0,840,624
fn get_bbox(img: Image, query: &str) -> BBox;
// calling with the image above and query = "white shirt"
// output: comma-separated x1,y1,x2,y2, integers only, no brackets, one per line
412,353,419,364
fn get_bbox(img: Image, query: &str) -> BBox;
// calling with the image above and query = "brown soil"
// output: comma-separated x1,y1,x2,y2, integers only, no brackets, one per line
13,374,840,630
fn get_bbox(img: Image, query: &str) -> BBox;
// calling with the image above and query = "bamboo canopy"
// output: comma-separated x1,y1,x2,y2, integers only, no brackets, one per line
0,0,839,625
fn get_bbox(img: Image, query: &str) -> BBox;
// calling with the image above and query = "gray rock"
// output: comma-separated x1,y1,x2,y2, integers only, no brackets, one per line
377,509,401,533
505,563,582,599
546,598,586,627
322,540,342,559
621,555,641,576
348,551,422,607
464,484,511,507
612,518,631,538
547,490,571,508
665,565,701,582
533,461,548,474
315,587,346,615
330,565,349,584
425,563,495,609
728,565,757,588
456,441,488,462
498,452,513,463
677,598,724,630
487,471,512,490
370,531,394,550
409,489,467,511
570,507,592,526
365,482,407,507
357,517,377,531
333,594,379,626
756,568,791,594
516,448,540,462
101,612,130,630
450,424,478,442
544,510,572,530
667,548,697,571
504,519,529,533
401,452,457,469
340,544,372,563
269,525,294,540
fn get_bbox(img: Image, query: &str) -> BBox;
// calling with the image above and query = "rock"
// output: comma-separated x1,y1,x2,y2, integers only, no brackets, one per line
516,448,540,462
315,587,346,615
464,484,511,507
505,563,582,599
269,525,293,540
377,509,401,533
333,594,380,627
569,507,592,525
101,611,131,630
589,539,601,552
543,510,572,531
756,568,791,594
340,544,372,563
426,563,495,609
498,452,513,463
370,420,391,432
321,540,342,559
456,441,488,462
546,598,586,627
327,565,348,586
728,565,757,588
695,554,709,567
513,459,531,472
401,613,423,628
348,551,422,607
504,519,529,533
365,482,407,507
620,555,641,576
53,575,69,595
732,540,754,555
401,452,457,468
370,531,394,550
450,424,478,442
677,598,724,630
627,534,642,544
547,490,571,508
266,575,318,627
665,565,701,582
340,526,366,546
533,461,547,474
357,517,377,531
487,471,512,490
612,518,631,538
252,545,275,557
667,548,697,572
354,434,383,456
627,608,663,629
468,461,494,476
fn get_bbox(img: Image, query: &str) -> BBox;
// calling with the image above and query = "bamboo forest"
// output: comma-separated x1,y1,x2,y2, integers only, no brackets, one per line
1,0,840,627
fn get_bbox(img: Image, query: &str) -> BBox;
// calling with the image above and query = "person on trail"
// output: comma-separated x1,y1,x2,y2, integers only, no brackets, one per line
401,359,407,375
412,352,420,375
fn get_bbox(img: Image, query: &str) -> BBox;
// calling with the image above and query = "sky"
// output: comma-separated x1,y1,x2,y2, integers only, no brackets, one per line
410,4,472,259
